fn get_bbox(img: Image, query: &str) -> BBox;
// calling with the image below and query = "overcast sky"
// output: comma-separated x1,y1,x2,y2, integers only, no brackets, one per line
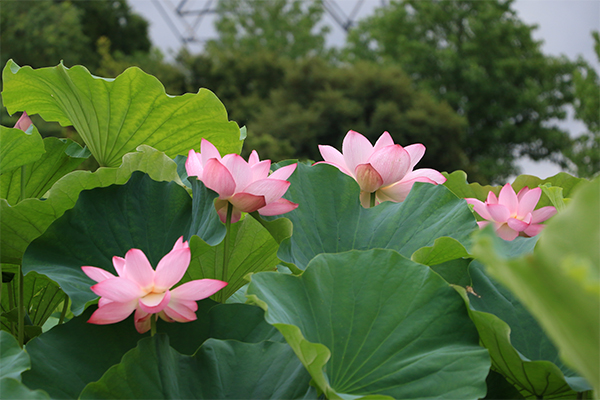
129,0,600,178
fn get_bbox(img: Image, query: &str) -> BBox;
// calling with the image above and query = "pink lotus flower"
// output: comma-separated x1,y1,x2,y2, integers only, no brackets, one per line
14,112,32,131
466,184,557,241
318,130,446,207
81,237,227,334
186,139,298,223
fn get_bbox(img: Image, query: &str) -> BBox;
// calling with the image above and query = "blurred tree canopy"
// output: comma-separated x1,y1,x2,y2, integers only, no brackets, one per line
1,0,91,69
0,0,184,141
565,31,600,178
178,50,468,173
1,0,150,71
344,0,577,183
206,0,331,60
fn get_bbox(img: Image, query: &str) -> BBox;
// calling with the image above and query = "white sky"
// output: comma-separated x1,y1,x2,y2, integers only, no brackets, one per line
129,0,600,178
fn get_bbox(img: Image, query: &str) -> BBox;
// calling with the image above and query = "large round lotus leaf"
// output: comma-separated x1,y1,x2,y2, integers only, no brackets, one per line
80,335,312,399
0,331,30,380
269,163,477,270
184,227,280,303
247,249,490,400
21,172,193,315
0,124,44,176
22,300,279,399
1,145,181,265
464,260,588,397
188,177,225,246
2,60,242,168
1,137,89,206
0,378,49,400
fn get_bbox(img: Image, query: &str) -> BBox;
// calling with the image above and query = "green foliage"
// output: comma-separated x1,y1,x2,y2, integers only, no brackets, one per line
80,335,312,399
0,124,45,176
95,37,187,96
0,1,91,70
0,146,180,265
0,330,30,380
68,0,151,69
2,61,241,168
1,137,90,206
345,0,576,183
1,272,66,342
207,0,330,60
184,216,280,303
179,51,468,173
0,331,50,399
247,249,490,399
565,31,600,178
22,301,284,399
458,260,588,398
270,163,476,270
0,0,150,72
473,178,600,393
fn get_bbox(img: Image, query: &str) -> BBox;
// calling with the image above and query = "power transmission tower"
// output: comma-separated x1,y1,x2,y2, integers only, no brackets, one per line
151,0,387,46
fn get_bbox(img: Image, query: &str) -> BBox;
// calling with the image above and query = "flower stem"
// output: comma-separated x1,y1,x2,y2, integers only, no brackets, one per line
18,267,24,347
58,295,69,325
221,202,233,303
150,314,157,337
6,278,15,336
370,192,377,208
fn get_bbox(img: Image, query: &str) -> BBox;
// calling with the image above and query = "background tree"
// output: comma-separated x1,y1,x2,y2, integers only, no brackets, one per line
69,0,151,69
205,0,331,60
345,0,576,183
565,32,600,178
179,50,469,173
1,0,151,72
0,1,91,69
1,0,182,156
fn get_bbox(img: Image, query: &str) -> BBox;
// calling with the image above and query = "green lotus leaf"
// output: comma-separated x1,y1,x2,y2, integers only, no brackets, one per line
1,145,181,265
22,301,280,399
1,271,65,340
183,215,280,303
249,212,294,245
457,260,589,398
21,172,193,315
483,370,525,399
0,124,44,175
472,178,599,393
2,60,242,167
271,163,476,270
0,378,49,400
247,249,490,399
188,177,225,246
0,330,29,380
511,172,587,208
443,170,499,200
410,237,473,287
1,137,89,205
79,335,312,399
411,236,471,266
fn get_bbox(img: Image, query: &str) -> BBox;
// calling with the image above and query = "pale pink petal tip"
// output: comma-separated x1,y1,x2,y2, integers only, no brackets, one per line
82,266,115,283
